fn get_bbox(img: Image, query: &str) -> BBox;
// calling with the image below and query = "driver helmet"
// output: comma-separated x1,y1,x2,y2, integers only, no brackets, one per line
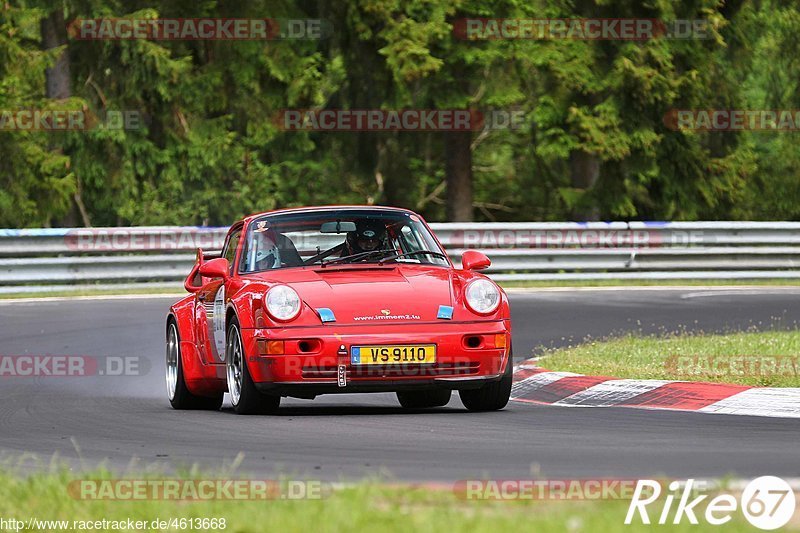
252,227,281,269
347,219,387,254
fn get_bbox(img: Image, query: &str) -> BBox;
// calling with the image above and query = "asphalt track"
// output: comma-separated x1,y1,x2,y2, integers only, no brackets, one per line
1,287,799,481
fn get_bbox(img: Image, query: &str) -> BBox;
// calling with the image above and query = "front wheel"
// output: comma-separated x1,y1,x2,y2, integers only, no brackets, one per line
396,389,451,409
226,318,280,415
166,321,223,411
459,353,513,412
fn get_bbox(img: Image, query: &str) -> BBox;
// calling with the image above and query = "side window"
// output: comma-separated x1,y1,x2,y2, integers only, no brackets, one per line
222,228,242,275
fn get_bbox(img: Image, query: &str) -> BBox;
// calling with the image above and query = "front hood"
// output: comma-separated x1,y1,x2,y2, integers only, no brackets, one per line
255,265,453,324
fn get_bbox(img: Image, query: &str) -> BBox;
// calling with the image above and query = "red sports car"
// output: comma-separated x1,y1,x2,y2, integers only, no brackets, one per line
166,206,512,414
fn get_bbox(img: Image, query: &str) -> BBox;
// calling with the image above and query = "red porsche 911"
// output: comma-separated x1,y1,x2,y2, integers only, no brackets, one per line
166,206,512,414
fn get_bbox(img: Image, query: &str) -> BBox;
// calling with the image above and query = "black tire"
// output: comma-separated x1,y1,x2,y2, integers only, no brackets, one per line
396,389,452,409
166,320,223,411
226,318,281,415
459,353,513,412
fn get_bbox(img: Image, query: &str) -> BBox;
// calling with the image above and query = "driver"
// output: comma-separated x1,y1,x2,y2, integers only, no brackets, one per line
343,219,388,256
251,228,282,270
249,226,303,270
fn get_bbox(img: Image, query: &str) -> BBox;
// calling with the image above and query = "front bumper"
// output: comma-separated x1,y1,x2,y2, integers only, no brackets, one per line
241,320,511,397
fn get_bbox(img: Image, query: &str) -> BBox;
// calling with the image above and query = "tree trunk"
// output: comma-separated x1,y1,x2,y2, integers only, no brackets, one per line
42,9,81,226
41,9,71,100
569,149,600,221
445,131,473,221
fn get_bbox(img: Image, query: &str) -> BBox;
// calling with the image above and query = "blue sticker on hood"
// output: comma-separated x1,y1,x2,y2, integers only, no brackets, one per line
317,308,336,323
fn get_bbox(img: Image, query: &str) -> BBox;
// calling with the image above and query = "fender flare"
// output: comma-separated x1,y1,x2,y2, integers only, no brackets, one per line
226,288,264,378
166,296,218,395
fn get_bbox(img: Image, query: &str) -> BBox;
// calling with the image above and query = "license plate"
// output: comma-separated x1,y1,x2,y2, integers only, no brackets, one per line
350,344,436,365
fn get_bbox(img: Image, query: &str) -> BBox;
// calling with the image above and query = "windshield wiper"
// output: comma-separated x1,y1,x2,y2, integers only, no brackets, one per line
319,249,392,267
378,250,448,264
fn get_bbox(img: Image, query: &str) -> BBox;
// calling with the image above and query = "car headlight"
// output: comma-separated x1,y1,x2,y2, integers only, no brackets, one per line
265,285,302,321
465,279,500,314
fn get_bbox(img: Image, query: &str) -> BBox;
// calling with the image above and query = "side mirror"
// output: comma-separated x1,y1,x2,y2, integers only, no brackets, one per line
184,248,204,293
199,257,230,280
461,250,491,271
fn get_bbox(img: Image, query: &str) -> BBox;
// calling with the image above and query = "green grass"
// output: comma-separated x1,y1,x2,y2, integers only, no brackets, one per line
0,287,182,300
539,331,800,387
0,469,779,532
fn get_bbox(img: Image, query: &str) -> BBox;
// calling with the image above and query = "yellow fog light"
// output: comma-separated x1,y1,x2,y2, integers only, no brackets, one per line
494,334,507,348
267,340,285,355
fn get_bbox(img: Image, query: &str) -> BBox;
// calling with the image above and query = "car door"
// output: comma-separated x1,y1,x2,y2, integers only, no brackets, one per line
196,225,242,365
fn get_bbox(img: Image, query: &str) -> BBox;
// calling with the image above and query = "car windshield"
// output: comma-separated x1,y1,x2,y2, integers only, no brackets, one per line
240,209,449,273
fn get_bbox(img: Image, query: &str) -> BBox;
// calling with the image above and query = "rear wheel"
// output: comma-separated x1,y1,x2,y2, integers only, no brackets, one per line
459,352,513,412
166,321,223,411
226,318,280,415
396,389,451,409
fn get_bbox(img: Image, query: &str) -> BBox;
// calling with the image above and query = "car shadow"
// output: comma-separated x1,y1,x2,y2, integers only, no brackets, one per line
218,404,483,417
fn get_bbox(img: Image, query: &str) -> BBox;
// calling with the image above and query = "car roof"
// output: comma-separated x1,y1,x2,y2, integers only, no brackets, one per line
240,205,416,225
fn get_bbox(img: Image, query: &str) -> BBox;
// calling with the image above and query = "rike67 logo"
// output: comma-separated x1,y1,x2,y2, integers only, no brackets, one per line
626,477,796,530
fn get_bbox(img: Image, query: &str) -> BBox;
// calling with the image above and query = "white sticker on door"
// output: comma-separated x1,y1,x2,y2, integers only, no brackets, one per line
213,286,226,361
